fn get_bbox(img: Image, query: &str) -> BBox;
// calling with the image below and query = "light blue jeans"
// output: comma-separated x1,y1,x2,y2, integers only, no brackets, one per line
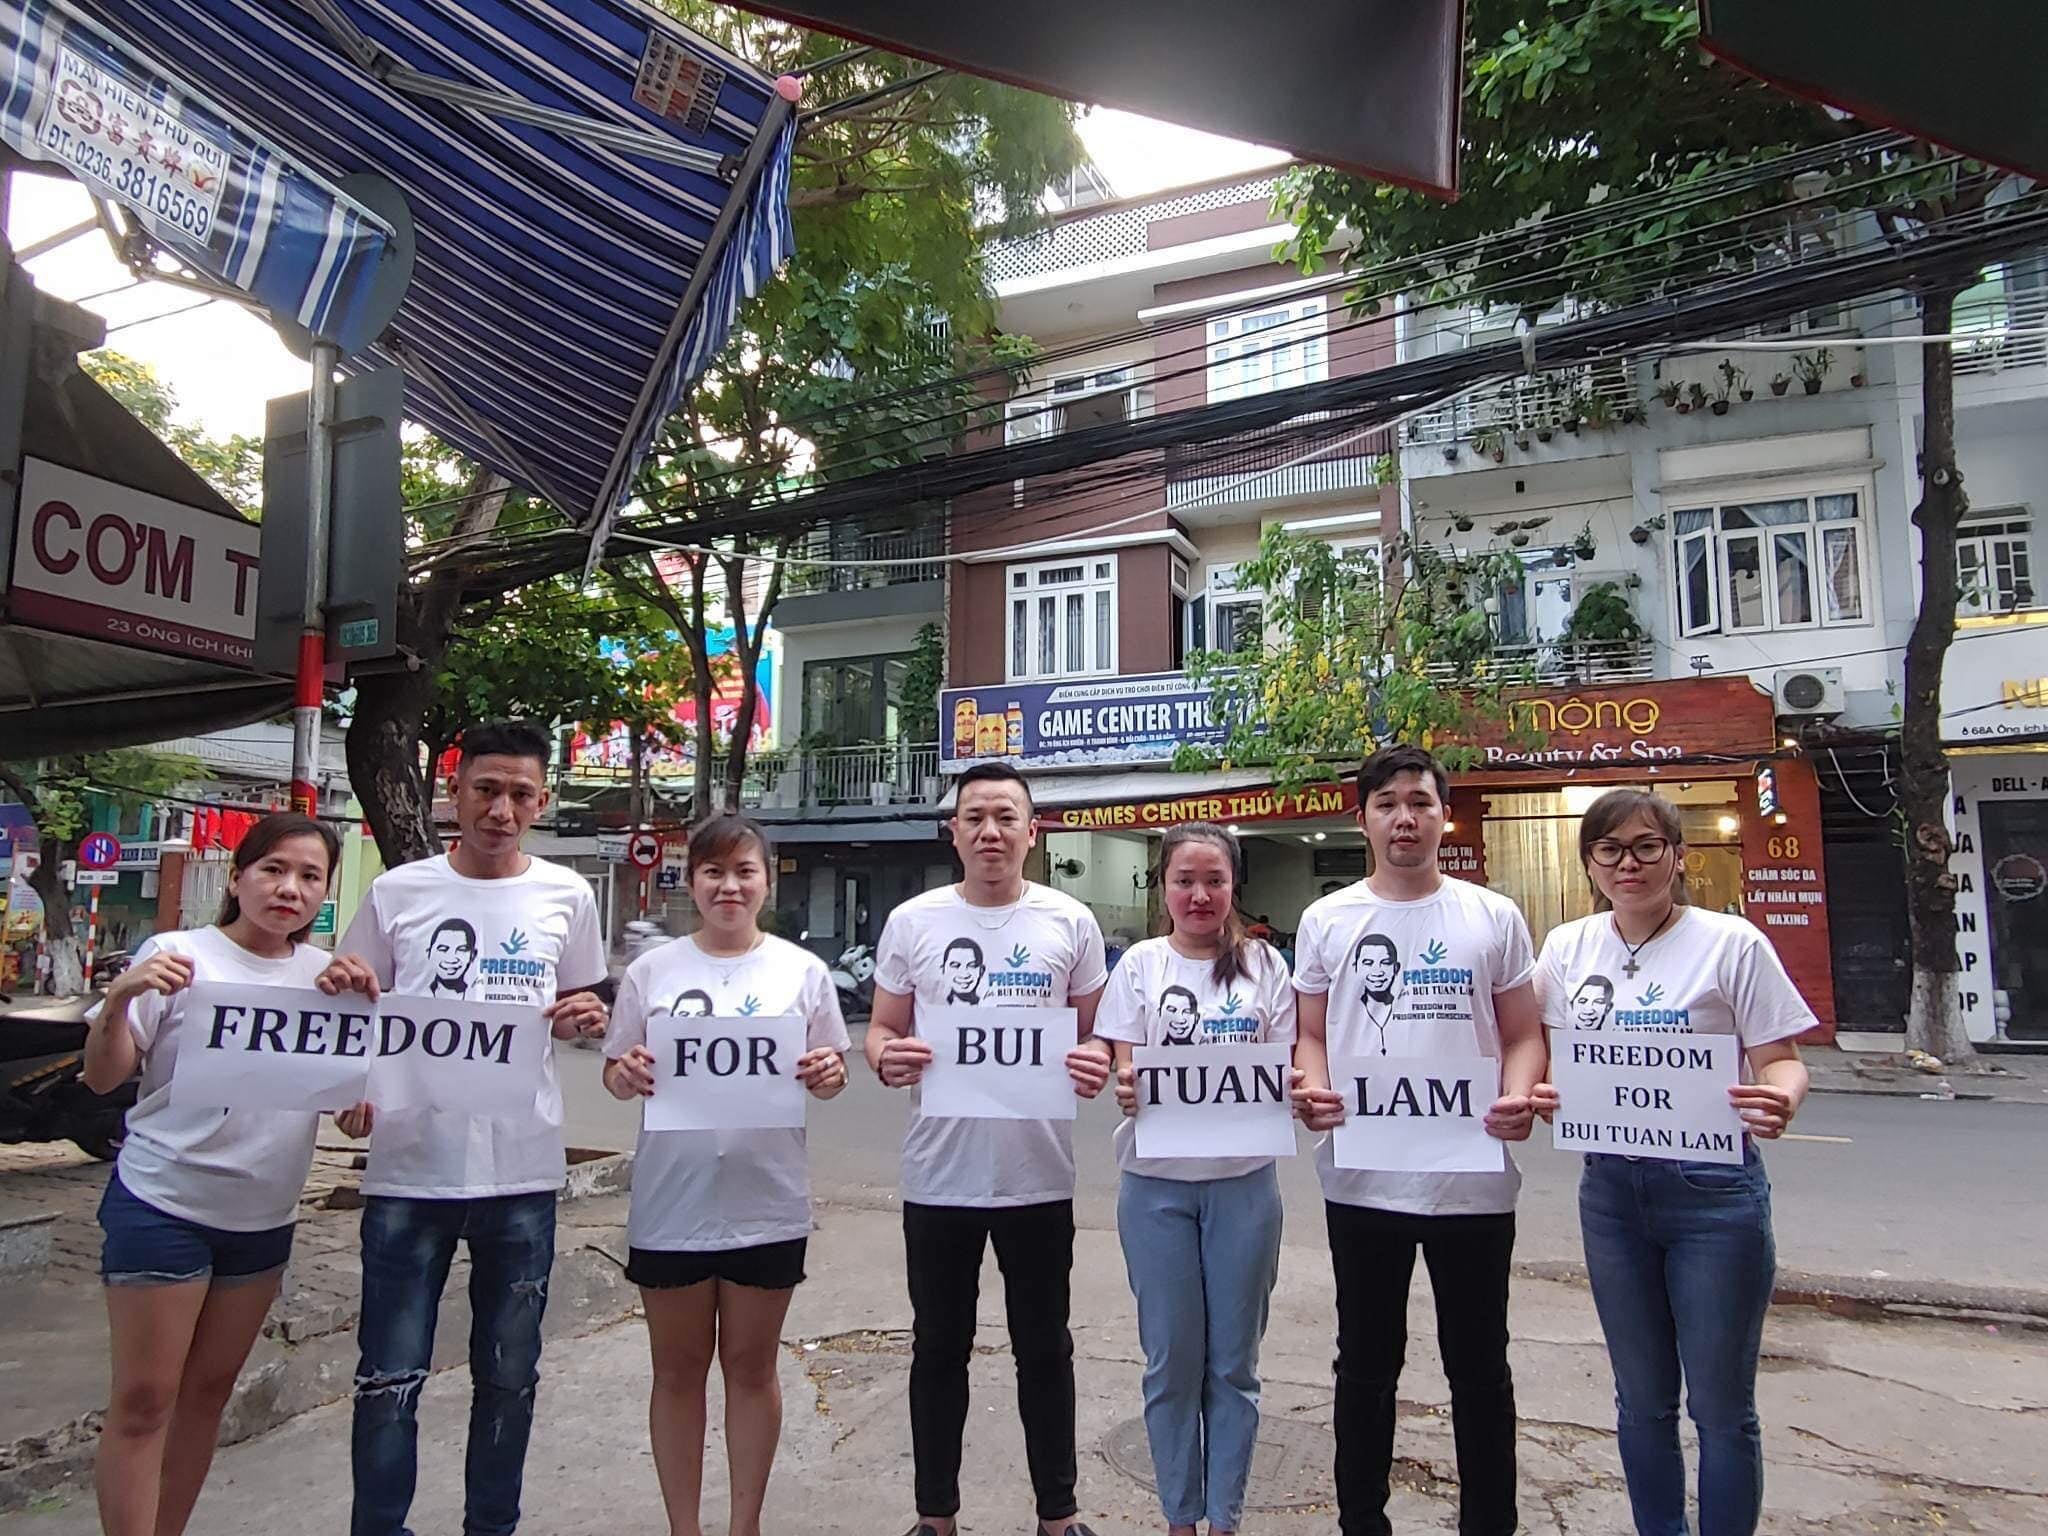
1118,1165,1284,1530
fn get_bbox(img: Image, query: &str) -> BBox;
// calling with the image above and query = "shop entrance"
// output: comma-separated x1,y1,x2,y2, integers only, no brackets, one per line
1482,781,1746,950
1981,798,2048,1042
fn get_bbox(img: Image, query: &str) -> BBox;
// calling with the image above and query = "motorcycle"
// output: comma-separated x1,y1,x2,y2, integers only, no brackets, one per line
828,942,876,1020
0,989,134,1161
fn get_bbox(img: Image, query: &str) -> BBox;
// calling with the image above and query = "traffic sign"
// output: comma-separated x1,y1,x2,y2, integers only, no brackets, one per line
74,869,120,886
656,840,687,892
597,832,629,864
312,899,338,936
78,832,122,870
628,830,661,870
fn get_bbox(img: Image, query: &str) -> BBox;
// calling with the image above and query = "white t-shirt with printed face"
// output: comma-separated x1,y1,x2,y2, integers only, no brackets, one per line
873,883,1109,1207
1295,876,1538,1216
340,854,608,1199
106,927,333,1231
1093,936,1298,1181
604,934,850,1251
1534,906,1817,1054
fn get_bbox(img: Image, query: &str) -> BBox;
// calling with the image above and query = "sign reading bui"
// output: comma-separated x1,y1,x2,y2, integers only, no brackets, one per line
919,1005,1077,1121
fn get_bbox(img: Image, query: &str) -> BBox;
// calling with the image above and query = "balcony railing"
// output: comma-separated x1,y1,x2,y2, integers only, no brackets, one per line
1424,638,1656,688
779,522,945,598
1405,357,1641,448
1953,284,2048,378
743,743,942,810
1165,412,1396,509
983,175,1285,285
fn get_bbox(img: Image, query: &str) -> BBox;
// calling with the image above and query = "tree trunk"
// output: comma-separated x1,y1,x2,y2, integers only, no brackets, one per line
26,838,82,994
1899,280,1976,1064
684,557,716,820
347,662,441,866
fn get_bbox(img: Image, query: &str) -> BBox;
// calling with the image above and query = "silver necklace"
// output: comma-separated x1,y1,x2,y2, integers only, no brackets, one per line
959,888,1022,931
697,935,763,985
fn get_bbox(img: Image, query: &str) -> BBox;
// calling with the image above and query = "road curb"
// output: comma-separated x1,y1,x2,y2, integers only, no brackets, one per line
1514,1257,2048,1325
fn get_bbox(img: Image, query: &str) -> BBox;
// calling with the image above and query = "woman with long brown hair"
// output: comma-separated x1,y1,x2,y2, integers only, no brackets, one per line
1532,788,1812,1536
1097,821,1295,1536
80,811,343,1536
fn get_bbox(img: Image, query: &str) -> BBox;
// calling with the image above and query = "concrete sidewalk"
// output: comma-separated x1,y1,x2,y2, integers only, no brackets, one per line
1805,1045,2048,1105
5,1198,2043,1535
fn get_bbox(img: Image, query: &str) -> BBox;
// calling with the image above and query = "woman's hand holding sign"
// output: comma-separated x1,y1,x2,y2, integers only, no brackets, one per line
605,1045,658,1101
1728,1081,1796,1138
797,1048,848,1100
315,953,380,1002
1114,1063,1138,1118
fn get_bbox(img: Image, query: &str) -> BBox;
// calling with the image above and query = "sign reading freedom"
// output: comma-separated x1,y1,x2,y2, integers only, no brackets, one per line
170,983,549,1119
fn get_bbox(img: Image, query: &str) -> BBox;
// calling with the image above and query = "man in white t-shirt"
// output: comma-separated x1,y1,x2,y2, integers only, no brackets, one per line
1291,745,1547,1536
320,721,608,1536
866,762,1113,1536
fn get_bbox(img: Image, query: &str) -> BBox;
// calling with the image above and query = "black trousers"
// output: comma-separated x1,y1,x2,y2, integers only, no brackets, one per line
904,1199,1078,1521
1325,1201,1518,1536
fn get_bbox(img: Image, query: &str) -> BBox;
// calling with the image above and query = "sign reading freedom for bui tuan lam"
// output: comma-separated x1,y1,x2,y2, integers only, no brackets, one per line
643,1013,806,1132
170,984,548,1119
1330,1055,1504,1173
1549,1029,1743,1165
919,1005,1077,1121
1132,1044,1296,1160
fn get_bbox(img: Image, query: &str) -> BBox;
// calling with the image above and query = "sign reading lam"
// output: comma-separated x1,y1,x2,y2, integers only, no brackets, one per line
1131,1044,1297,1160
919,1005,1078,1121
642,1013,806,1132
1549,1029,1743,1165
11,459,260,666
1329,1054,1504,1173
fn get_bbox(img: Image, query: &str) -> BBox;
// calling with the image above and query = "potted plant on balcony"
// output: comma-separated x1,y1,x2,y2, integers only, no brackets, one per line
1570,523,1598,562
1709,382,1732,416
1770,371,1791,396
1793,348,1834,394
1560,581,1647,680
1628,513,1666,546
1472,426,1507,464
1562,392,1587,433
1583,394,1617,430
1718,358,1751,404
1657,380,1682,409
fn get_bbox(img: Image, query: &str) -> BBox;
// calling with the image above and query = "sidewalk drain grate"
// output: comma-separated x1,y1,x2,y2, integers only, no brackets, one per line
1101,1416,1336,1511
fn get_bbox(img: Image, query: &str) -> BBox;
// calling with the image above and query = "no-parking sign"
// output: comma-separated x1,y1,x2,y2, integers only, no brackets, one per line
79,832,122,870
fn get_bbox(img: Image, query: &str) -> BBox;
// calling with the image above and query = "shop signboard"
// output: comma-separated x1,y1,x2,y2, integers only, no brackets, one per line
1042,780,1352,833
1940,617,2048,743
940,672,1228,772
1449,678,1777,769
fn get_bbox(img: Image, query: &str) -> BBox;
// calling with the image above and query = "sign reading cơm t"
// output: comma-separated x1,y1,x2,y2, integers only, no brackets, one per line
10,458,260,667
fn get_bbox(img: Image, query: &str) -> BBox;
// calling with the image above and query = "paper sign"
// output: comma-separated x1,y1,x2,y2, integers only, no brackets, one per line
1550,1029,1744,1165
171,982,375,1113
642,1013,807,1132
1330,1055,1505,1173
919,1005,1078,1121
1132,1044,1296,1160
362,994,551,1118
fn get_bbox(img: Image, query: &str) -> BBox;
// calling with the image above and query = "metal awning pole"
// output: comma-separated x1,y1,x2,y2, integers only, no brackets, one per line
291,341,338,816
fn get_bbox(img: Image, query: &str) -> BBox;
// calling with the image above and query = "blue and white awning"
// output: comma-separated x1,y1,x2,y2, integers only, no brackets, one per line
2,0,797,530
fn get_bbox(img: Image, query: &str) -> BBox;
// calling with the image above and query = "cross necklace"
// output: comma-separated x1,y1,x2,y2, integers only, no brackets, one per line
1615,905,1679,978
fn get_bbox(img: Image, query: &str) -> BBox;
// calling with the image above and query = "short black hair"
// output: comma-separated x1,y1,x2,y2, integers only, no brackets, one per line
1160,985,1199,1013
1354,932,1399,965
461,719,553,775
942,937,985,964
954,760,1034,811
430,918,477,950
1356,743,1449,804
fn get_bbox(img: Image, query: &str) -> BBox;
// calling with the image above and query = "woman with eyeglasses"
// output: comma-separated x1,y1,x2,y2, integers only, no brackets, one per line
1530,789,1812,1536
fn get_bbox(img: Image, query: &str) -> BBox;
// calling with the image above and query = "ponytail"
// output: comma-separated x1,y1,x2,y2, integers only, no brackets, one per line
1154,821,1253,989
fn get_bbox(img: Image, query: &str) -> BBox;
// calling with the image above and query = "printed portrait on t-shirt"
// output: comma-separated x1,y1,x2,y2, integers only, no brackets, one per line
1158,984,1201,1045
428,918,478,997
669,989,715,1018
942,937,987,1006
1570,973,1616,1030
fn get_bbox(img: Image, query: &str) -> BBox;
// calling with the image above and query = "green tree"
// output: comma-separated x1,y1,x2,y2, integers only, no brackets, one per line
1175,528,1529,788
1281,0,2010,1059
79,352,262,514
0,750,198,993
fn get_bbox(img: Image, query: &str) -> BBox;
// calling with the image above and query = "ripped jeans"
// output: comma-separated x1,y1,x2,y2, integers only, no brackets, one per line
351,1192,556,1536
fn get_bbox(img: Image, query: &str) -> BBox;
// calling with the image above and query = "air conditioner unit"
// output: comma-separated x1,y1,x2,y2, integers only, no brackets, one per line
1773,666,1845,717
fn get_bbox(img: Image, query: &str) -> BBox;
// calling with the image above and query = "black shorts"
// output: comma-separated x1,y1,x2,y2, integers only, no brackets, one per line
626,1236,807,1291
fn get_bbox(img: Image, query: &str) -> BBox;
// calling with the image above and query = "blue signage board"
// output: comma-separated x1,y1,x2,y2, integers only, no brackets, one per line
940,672,1229,772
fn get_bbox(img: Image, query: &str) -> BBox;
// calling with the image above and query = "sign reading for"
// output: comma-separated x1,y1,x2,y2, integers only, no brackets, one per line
1329,1055,1504,1173
919,1005,1077,1121
1549,1029,1743,1165
1131,1044,1296,1160
642,1013,806,1132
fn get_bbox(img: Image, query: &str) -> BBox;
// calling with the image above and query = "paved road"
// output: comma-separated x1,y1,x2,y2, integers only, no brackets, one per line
556,1039,2048,1296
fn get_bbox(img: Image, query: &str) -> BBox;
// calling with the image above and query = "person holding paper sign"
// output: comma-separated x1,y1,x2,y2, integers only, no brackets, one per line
317,720,609,1536
600,814,848,1536
1290,745,1547,1536
867,761,1112,1536
1532,789,1812,1536
79,812,341,1536
1098,823,1296,1536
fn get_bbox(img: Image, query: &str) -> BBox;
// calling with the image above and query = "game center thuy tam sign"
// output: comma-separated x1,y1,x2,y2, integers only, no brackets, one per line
941,673,1228,771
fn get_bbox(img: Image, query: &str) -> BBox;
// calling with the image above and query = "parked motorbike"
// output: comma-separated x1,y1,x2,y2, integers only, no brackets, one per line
829,942,876,1020
0,990,134,1161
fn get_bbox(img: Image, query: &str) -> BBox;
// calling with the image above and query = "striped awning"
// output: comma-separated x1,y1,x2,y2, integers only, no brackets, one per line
3,0,796,530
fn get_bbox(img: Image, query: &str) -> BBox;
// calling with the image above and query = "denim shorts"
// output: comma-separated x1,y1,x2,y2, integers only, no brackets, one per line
98,1171,295,1287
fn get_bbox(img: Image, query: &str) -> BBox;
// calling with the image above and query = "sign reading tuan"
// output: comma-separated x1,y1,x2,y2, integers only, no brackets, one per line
642,1013,806,1132
919,1005,1077,1121
1131,1044,1297,1161
170,984,548,1118
1550,1029,1743,1165
1330,1055,1504,1173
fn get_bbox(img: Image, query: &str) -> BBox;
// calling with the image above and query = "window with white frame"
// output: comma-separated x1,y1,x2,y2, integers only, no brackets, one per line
1204,562,1263,655
1673,488,1870,638
1004,366,1152,506
1007,555,1118,681
1297,537,1382,629
1207,298,1328,402
1957,509,2035,615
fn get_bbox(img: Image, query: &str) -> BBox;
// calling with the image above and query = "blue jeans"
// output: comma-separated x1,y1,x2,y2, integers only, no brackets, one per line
1580,1149,1776,1536
350,1193,556,1536
1118,1166,1283,1530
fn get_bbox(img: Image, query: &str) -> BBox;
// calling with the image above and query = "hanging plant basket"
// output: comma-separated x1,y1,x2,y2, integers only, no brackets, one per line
1629,525,1652,545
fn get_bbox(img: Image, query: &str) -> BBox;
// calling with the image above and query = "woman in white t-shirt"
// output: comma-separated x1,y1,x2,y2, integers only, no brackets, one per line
80,811,341,1536
602,814,849,1536
1531,789,1813,1536
1098,823,1297,1536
